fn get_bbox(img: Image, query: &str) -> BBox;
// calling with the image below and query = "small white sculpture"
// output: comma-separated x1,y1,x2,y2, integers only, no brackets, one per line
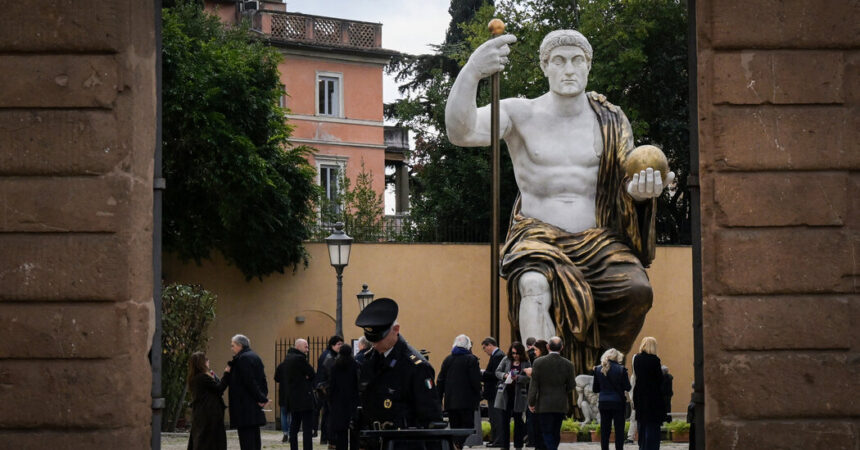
574,374,600,425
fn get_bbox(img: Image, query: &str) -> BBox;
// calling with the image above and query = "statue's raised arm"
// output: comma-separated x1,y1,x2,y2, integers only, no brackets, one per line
445,34,517,147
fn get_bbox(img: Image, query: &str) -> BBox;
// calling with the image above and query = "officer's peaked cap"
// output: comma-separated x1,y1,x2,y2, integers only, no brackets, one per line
355,297,398,342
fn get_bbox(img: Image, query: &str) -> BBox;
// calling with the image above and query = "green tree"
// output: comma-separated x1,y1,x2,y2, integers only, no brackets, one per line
162,1,318,279
389,0,690,243
317,159,385,241
161,283,217,431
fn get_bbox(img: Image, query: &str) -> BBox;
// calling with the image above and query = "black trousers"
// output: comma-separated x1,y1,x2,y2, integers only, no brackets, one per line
331,426,349,450
237,426,261,450
488,406,505,445
447,409,476,447
290,410,314,450
598,403,625,450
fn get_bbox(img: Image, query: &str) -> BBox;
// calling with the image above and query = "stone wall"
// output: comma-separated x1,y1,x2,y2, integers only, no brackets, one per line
0,2,156,448
698,1,859,447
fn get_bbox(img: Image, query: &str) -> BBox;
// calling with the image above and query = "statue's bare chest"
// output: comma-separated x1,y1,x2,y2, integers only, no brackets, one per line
512,113,603,168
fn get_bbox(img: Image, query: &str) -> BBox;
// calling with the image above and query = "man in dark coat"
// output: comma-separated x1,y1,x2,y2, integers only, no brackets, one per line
315,335,344,445
661,365,673,423
355,298,443,449
480,337,505,447
527,337,575,450
227,334,269,450
275,352,293,443
283,338,317,450
437,334,482,449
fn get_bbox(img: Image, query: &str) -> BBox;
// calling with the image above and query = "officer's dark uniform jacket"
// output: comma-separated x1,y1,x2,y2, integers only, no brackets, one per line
359,335,442,430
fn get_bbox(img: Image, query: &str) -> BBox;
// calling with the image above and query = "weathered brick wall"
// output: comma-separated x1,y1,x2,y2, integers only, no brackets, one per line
0,1,156,448
698,0,859,448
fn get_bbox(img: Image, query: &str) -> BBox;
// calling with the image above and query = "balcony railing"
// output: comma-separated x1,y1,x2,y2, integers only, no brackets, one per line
262,12,382,49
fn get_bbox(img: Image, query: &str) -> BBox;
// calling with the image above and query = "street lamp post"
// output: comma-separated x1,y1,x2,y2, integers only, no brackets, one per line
325,222,353,337
356,283,374,312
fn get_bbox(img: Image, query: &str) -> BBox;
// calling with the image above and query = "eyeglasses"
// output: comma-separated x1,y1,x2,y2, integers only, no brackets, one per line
510,351,518,355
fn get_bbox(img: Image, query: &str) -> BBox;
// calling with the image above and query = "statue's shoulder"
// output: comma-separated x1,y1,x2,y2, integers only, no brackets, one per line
587,91,621,114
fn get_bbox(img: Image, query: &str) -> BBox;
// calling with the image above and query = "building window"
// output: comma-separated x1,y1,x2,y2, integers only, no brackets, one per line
320,164,341,216
317,73,341,116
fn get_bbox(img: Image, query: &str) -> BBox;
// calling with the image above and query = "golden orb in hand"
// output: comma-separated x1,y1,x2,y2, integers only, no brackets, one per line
625,145,670,184
488,18,506,36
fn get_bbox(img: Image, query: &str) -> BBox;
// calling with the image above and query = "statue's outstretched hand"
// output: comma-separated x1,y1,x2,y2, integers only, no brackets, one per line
464,34,517,79
626,168,676,201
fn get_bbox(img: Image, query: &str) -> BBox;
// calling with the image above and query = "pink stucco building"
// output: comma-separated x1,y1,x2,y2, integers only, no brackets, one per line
204,0,408,218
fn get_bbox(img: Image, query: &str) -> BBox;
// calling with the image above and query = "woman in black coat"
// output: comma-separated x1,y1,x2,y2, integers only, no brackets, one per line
327,344,359,450
187,352,229,450
592,348,631,450
632,337,665,450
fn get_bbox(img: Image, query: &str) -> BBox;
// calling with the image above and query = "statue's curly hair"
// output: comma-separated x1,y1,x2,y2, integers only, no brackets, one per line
539,30,593,67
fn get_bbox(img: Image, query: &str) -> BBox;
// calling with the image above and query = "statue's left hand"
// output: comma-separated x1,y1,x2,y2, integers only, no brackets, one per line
626,168,675,201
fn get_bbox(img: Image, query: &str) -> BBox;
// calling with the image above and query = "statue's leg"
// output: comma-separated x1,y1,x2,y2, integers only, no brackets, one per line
591,263,653,353
518,271,555,341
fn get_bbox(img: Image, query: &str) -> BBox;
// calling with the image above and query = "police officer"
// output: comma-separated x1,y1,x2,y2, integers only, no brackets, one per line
354,298,443,434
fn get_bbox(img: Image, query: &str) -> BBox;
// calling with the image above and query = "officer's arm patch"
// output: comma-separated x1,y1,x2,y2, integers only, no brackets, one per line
424,378,434,390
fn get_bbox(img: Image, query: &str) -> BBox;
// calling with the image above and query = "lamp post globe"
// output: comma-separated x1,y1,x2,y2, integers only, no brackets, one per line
325,222,353,337
356,283,374,312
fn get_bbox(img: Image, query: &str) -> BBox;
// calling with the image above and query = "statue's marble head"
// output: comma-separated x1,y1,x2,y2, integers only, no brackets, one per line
539,30,593,70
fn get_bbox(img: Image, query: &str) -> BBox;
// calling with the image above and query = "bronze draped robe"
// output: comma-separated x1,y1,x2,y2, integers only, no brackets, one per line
500,92,657,376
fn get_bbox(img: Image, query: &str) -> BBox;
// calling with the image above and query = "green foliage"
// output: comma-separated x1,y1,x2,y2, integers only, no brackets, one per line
666,420,691,433
388,0,690,243
162,1,318,279
315,159,385,241
561,418,581,432
583,420,600,432
161,283,217,431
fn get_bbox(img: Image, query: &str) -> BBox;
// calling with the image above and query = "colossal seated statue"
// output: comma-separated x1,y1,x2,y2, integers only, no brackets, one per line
445,29,674,375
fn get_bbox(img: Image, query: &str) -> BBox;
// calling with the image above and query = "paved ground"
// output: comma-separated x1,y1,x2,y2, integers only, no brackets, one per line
162,430,690,450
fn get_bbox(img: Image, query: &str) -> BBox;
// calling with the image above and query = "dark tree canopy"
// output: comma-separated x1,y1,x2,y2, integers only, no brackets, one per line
162,2,318,279
388,0,690,244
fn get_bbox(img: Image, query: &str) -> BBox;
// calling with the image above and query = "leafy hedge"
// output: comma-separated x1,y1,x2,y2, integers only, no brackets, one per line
162,283,217,431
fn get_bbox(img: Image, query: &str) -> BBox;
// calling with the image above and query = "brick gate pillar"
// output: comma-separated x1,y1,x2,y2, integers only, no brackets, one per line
0,1,157,448
697,1,859,447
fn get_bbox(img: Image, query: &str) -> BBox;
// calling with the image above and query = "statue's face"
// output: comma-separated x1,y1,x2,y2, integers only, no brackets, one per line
543,45,590,97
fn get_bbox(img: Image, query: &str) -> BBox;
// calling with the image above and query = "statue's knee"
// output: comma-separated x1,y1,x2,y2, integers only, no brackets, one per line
518,271,549,297
630,272,653,307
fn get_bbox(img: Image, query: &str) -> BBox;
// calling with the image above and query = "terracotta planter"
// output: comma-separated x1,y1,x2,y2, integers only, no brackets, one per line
589,430,615,442
672,430,690,442
559,431,577,443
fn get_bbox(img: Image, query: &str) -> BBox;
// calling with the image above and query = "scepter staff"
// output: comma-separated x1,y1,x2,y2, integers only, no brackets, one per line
488,18,505,341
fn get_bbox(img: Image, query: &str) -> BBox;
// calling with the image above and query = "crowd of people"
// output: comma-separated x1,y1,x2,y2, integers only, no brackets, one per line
184,309,675,450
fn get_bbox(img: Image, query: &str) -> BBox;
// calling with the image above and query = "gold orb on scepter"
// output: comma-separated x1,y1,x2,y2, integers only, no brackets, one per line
625,145,670,184
488,18,506,36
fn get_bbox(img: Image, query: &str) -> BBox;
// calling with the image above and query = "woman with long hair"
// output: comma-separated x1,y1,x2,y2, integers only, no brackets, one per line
494,341,531,450
187,351,229,450
632,337,665,450
592,348,631,450
327,344,359,450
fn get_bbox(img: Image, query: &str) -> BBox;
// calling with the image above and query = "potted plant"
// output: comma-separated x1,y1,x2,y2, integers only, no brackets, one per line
560,418,580,442
667,421,691,442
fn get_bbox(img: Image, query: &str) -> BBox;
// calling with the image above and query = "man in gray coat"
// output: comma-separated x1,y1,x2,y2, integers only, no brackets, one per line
527,337,574,450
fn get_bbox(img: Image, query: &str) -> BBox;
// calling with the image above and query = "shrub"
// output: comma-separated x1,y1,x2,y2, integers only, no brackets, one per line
561,418,580,433
666,420,691,433
161,283,217,431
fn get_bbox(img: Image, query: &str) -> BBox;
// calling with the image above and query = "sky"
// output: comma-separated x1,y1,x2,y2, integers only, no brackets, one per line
283,0,452,103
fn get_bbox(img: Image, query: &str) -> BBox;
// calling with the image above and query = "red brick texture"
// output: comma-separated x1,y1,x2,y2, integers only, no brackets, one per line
0,1,155,448
699,1,859,447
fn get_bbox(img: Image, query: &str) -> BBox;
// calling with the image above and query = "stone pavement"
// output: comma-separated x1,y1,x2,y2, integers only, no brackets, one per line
161,430,690,450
